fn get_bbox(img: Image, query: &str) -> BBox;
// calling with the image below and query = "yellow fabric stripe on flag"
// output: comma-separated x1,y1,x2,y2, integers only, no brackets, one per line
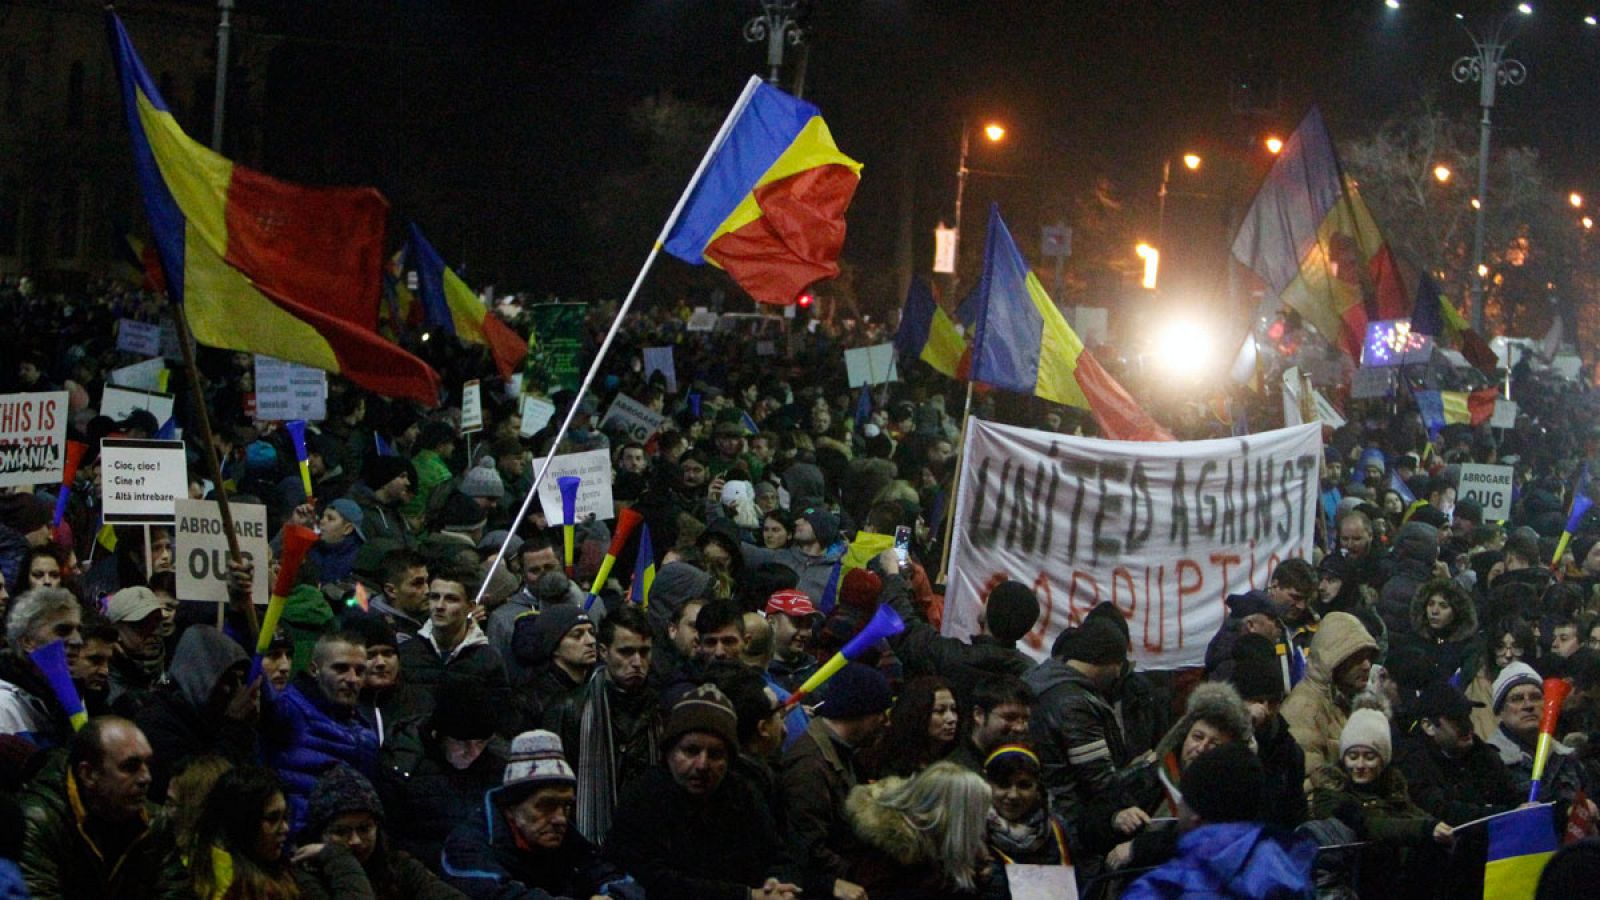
843,532,895,573
921,306,965,378
1023,271,1088,409
1441,391,1471,425
182,227,342,371
1271,177,1387,344
1483,851,1553,900
442,266,493,344
133,88,232,256
705,116,863,252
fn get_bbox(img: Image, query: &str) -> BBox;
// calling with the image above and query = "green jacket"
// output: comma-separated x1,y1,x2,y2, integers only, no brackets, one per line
404,449,456,522
18,757,188,898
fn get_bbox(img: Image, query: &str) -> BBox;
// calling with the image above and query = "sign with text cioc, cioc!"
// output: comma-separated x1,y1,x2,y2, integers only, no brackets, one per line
100,438,188,525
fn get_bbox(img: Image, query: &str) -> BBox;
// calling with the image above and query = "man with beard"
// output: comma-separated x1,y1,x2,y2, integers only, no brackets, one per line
134,624,260,799
542,604,663,845
1282,611,1379,773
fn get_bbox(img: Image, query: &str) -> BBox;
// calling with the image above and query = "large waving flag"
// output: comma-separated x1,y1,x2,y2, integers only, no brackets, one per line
406,223,528,378
108,12,439,405
966,205,1172,441
661,77,862,305
1232,107,1410,359
893,277,965,378
1483,805,1557,900
1410,273,1499,374
1415,388,1498,437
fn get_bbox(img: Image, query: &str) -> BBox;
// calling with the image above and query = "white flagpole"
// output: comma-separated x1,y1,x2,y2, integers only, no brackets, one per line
473,76,767,607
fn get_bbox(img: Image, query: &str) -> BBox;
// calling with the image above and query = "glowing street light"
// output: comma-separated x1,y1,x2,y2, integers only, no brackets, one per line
1434,164,1452,183
950,118,1008,283
1571,192,1585,208
1471,197,1481,209
1587,16,1598,26
1182,153,1202,170
1517,3,1533,15
1584,216,1594,230
1135,243,1160,290
1264,136,1284,155
1385,0,1400,8
983,123,1006,143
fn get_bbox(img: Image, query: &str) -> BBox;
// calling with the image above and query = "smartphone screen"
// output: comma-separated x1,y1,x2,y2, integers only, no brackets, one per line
894,525,911,565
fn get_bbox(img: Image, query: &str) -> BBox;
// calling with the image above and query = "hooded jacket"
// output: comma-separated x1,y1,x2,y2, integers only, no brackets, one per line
1282,612,1378,774
441,785,640,900
1120,822,1317,900
377,716,508,870
1307,763,1437,898
1395,582,1481,682
134,624,256,798
1378,522,1440,637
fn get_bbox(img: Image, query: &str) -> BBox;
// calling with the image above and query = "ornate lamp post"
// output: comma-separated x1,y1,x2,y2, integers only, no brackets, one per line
744,1,804,87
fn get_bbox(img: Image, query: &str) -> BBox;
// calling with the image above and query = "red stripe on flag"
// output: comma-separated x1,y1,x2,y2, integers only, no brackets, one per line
704,164,859,305
483,314,528,379
1468,388,1499,425
1074,350,1174,442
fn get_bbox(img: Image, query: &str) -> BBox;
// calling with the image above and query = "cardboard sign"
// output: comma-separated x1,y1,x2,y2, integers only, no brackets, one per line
1281,367,1304,427
536,448,615,524
110,358,167,392
642,347,677,393
100,438,188,525
1311,388,1346,428
1458,463,1514,522
460,380,483,434
1491,399,1518,430
175,499,270,606
845,342,899,387
1350,366,1397,400
687,308,718,332
0,391,69,489
600,394,665,443
520,395,556,437
117,319,162,357
254,355,326,422
101,385,175,426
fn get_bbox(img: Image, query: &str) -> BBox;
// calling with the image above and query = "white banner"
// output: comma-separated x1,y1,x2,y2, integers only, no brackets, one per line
536,448,615,524
945,419,1322,669
0,391,69,489
175,499,270,606
100,438,188,525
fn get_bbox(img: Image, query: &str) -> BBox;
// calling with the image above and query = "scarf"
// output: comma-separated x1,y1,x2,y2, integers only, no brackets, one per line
986,806,1065,864
575,668,616,845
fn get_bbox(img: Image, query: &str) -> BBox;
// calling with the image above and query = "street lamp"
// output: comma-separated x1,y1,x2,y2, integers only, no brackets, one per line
951,119,1006,283
743,0,804,87
1264,136,1284,155
1570,192,1585,208
1434,164,1453,183
1157,153,1203,254
1452,10,1530,333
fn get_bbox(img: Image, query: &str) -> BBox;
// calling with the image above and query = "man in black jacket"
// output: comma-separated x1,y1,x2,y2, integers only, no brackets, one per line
133,624,259,799
1225,633,1307,829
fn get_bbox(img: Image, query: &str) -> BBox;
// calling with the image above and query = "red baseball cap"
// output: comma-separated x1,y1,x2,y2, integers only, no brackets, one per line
765,589,821,619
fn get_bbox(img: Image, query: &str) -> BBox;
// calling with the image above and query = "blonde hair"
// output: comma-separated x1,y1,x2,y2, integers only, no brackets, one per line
166,755,233,848
862,761,992,890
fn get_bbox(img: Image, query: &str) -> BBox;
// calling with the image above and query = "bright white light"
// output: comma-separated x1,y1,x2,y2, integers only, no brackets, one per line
1588,16,1599,26
1151,316,1216,379
1518,3,1533,14
1385,0,1399,8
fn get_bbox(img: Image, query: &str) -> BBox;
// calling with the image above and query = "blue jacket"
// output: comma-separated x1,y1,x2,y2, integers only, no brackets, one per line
441,787,641,900
261,672,378,833
1121,822,1316,899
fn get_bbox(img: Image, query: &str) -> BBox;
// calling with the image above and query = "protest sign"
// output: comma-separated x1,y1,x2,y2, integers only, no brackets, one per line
0,391,68,488
1361,319,1431,367
1350,366,1397,400
1491,399,1518,430
100,438,187,525
1005,865,1078,900
944,419,1322,669
461,380,483,434
642,346,677,393
687,307,718,332
1311,388,1346,428
116,319,162,357
600,394,666,443
1281,367,1305,426
1459,464,1514,522
101,385,175,426
536,448,615,523
175,499,269,606
520,395,556,437
159,317,185,361
526,303,586,392
1552,354,1584,380
254,355,327,422
845,342,899,387
110,358,167,392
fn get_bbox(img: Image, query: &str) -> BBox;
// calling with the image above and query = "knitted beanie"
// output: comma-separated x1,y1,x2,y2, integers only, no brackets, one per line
460,457,507,500
663,683,740,751
1491,661,1543,713
1339,708,1394,766
303,765,383,840
985,581,1041,644
499,730,575,802
817,662,892,720
512,604,591,669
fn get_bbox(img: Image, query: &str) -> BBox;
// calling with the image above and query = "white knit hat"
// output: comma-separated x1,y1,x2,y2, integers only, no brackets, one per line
1491,661,1542,713
1339,708,1393,766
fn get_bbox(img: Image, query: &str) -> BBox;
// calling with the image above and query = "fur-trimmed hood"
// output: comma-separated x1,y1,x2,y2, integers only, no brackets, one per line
1407,581,1478,643
845,778,927,866
1156,682,1254,760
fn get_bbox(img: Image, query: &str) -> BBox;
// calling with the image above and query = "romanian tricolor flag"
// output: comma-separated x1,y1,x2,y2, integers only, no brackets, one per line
893,277,965,378
629,522,655,609
1410,273,1499,374
1484,805,1557,900
661,76,861,305
1415,388,1498,436
406,223,528,378
1232,107,1410,359
966,205,1172,442
108,12,440,406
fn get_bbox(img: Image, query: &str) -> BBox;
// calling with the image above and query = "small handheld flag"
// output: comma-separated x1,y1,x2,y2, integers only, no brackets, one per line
558,476,581,576
52,440,89,528
586,507,643,611
1552,491,1593,568
630,522,656,609
285,420,313,503
1485,804,1558,900
1528,677,1574,803
29,640,88,732
782,602,904,710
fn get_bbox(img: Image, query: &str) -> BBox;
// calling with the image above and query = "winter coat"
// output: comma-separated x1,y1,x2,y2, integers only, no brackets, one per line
1392,580,1482,683
540,670,663,808
880,572,1031,707
1488,724,1588,805
841,778,983,898
1377,523,1440,637
1307,764,1437,898
1392,730,1520,825
292,843,378,899
0,522,29,592
346,482,415,547
781,716,867,898
0,650,73,749
260,671,379,834
307,535,363,585
281,582,337,673
1257,713,1310,829
0,860,25,900
377,715,508,869
397,620,516,733
738,540,843,602
404,448,455,522
440,785,638,900
17,758,188,898
1120,822,1317,900
605,765,793,900
134,624,257,798
1025,658,1136,825
1282,612,1378,774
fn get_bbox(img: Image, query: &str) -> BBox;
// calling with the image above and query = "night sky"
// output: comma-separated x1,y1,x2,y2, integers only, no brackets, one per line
229,0,1600,306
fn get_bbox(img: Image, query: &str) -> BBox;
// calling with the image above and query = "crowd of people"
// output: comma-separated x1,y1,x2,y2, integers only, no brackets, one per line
3,276,1600,898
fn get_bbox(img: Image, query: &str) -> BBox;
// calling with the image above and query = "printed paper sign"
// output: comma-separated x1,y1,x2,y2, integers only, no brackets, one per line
461,380,483,434
1311,388,1346,429
1458,463,1514,522
687,308,718,332
945,419,1322,669
536,448,615,524
110,358,167,392
642,347,677,393
520,395,556,437
254,355,327,422
600,394,666,443
1281,367,1304,427
117,319,162,357
100,438,188,525
845,342,899,387
101,385,175,426
175,499,270,606
1490,399,1518,429
0,391,69,488
1005,864,1078,900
